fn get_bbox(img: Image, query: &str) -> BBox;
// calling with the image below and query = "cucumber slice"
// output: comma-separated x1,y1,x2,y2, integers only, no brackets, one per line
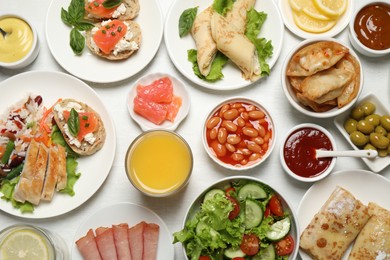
252,244,276,260
224,247,246,258
245,199,263,229
265,217,291,241
238,183,267,200
203,189,225,202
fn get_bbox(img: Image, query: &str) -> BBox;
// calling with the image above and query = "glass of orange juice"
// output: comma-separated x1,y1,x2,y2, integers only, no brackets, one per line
125,130,193,197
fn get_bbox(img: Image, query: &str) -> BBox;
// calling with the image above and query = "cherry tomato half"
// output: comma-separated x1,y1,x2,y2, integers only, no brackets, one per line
227,196,240,220
274,235,295,256
269,196,284,217
232,258,246,260
264,206,272,217
240,234,259,256
199,256,211,260
225,187,236,196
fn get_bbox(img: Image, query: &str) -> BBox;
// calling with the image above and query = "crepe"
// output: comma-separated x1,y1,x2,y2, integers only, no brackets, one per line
225,0,256,33
210,10,260,81
300,186,370,260
348,202,390,260
191,6,218,77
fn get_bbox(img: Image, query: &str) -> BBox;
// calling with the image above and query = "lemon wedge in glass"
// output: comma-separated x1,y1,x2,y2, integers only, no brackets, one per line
293,11,336,33
0,230,50,260
313,0,347,18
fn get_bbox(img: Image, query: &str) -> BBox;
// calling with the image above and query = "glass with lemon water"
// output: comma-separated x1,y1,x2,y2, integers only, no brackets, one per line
0,224,68,260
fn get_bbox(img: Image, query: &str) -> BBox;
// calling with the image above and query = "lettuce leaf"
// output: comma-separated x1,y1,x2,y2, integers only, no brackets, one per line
59,157,81,196
0,177,34,213
51,124,79,158
187,49,228,82
212,0,234,15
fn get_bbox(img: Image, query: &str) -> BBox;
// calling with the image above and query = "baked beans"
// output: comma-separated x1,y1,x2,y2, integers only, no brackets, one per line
206,101,273,166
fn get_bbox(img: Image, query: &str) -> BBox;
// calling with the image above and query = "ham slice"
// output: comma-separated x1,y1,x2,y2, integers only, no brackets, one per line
112,223,132,260
143,223,160,260
95,228,118,260
76,229,102,260
128,221,146,260
95,227,110,236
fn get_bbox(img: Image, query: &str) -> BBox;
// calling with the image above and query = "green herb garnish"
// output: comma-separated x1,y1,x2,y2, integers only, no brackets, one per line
68,108,80,137
102,0,122,9
178,7,198,38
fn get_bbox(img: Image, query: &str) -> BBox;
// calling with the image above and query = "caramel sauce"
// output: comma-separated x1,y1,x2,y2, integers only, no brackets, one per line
354,3,390,50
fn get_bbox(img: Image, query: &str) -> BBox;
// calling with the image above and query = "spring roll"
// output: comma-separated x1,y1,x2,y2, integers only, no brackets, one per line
225,0,256,33
210,10,260,81
191,6,218,77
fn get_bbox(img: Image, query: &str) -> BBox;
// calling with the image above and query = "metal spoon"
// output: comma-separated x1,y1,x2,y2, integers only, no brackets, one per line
315,149,378,159
0,27,7,38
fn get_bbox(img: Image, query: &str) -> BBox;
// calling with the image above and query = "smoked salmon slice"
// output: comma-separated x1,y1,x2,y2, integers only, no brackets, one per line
93,20,127,54
128,221,145,260
76,229,102,260
95,228,118,260
143,223,160,260
133,96,168,125
63,110,98,141
136,77,173,103
112,223,132,260
166,96,183,122
85,0,117,18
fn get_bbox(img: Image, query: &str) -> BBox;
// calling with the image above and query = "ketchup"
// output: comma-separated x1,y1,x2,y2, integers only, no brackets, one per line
354,3,390,50
283,127,333,178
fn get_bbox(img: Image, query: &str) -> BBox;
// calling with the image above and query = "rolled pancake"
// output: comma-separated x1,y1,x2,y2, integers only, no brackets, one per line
300,186,370,260
348,202,390,260
225,0,256,33
191,7,217,76
210,11,260,81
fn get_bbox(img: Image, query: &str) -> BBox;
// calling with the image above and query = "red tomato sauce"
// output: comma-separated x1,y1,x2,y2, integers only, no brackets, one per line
283,127,332,178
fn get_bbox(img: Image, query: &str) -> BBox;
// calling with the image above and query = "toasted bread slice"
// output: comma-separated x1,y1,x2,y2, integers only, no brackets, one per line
53,99,106,156
84,0,140,22
86,20,141,60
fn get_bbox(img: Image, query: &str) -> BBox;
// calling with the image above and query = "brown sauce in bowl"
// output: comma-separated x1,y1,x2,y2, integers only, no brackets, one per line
354,3,390,50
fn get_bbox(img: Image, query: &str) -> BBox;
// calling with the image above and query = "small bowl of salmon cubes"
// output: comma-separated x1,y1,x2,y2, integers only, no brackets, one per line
127,72,190,131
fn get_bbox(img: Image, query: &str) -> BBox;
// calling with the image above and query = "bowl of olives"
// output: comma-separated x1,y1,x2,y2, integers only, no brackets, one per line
334,93,390,172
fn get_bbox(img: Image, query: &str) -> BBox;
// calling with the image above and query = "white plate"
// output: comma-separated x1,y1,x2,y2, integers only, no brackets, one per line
45,0,163,83
127,72,190,131
164,0,284,90
71,202,174,260
278,0,353,39
0,71,116,219
298,169,390,260
334,93,390,172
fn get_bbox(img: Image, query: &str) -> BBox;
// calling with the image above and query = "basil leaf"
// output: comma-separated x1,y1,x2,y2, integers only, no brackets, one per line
61,8,73,26
212,0,234,15
74,21,95,31
68,0,85,22
70,28,85,55
68,108,80,137
102,0,122,9
178,7,198,38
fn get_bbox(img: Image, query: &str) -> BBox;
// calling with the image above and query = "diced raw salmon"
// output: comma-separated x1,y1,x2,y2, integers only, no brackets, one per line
112,223,132,260
85,0,117,18
136,77,173,103
93,20,127,54
166,95,182,122
143,223,160,260
133,96,168,125
128,222,146,260
76,229,102,260
95,228,118,260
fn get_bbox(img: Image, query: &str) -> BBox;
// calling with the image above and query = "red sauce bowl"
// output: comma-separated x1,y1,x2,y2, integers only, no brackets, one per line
280,123,337,182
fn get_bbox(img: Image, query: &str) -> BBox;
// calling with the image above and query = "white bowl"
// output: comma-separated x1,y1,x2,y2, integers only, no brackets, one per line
278,0,353,39
127,72,190,131
280,123,337,183
281,37,363,118
0,14,39,69
202,97,276,171
348,1,390,58
179,176,300,259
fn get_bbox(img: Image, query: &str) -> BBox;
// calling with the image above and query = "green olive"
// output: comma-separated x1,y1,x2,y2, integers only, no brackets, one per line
369,133,390,149
351,106,365,120
378,149,388,157
365,114,381,127
380,115,390,131
364,143,377,151
350,131,369,147
361,102,376,116
357,120,375,134
375,125,388,136
344,118,357,134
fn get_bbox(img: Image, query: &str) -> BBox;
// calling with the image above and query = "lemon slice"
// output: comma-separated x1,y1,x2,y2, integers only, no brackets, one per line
313,0,347,18
289,0,309,12
303,2,332,21
0,230,50,260
293,11,336,33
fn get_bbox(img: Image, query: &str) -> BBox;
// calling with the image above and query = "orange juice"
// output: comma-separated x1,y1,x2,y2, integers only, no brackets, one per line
126,130,192,196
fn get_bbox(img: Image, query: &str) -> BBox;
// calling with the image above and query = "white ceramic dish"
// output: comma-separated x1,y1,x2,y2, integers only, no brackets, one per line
281,37,363,118
164,0,284,90
348,1,390,58
278,0,353,39
127,73,190,131
334,93,390,172
280,123,337,182
298,169,390,260
72,202,174,260
0,14,40,69
180,176,299,260
45,0,163,83
202,97,276,171
0,71,116,219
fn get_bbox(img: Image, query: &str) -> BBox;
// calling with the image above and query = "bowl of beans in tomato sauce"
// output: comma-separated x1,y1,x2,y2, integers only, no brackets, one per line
203,97,275,170
280,123,337,182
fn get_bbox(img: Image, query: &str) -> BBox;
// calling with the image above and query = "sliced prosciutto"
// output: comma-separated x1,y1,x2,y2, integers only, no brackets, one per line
143,223,160,260
136,77,173,103
128,221,146,260
76,229,102,260
112,223,132,260
95,228,118,260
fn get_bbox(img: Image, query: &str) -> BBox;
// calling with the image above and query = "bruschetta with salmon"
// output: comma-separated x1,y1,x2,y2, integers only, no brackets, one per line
84,0,140,22
86,19,141,60
52,99,106,156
